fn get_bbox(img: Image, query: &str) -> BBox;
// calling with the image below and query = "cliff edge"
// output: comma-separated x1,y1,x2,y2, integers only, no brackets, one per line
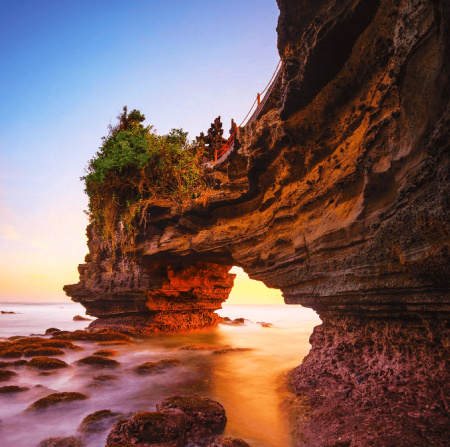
65,0,450,328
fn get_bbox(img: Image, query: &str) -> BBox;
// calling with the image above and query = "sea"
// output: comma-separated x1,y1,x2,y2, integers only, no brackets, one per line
0,302,321,447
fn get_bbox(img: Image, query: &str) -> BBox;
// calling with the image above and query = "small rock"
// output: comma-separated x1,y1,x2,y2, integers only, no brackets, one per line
78,409,122,434
0,370,17,382
97,340,132,346
42,340,83,350
92,375,118,383
157,395,227,439
76,356,120,368
212,348,254,355
180,345,231,351
26,392,89,412
27,357,69,370
53,329,131,343
107,394,227,446
38,436,86,447
73,315,91,321
220,317,246,326
133,358,181,374
106,410,190,446
92,350,117,357
210,436,252,446
258,322,273,328
1,311,16,314
24,347,65,358
0,359,28,368
45,328,61,335
0,385,29,394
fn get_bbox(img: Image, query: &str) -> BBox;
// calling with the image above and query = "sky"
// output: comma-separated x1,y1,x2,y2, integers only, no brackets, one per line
0,0,283,304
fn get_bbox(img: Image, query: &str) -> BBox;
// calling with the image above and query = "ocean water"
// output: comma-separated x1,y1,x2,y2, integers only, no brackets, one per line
0,302,321,447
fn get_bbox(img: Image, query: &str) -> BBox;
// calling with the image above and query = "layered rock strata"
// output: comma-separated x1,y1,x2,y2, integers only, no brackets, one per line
65,0,450,443
66,0,450,327
65,224,234,333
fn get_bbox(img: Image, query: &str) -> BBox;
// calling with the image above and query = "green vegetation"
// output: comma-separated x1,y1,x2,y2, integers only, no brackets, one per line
82,106,207,251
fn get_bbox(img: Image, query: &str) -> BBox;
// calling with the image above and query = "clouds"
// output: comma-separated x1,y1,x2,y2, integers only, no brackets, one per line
0,224,20,240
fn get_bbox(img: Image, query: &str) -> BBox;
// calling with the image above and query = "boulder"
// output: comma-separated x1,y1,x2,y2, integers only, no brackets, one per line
133,359,181,374
26,392,89,412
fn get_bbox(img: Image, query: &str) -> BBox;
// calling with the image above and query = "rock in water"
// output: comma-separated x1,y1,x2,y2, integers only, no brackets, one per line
26,392,89,412
64,0,450,444
38,437,86,447
106,395,227,446
0,370,17,382
76,356,120,368
73,315,91,321
78,409,122,435
133,358,181,374
27,357,68,370
156,395,227,438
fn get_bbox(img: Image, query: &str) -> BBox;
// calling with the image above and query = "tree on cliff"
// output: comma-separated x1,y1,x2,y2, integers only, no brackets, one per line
82,106,206,251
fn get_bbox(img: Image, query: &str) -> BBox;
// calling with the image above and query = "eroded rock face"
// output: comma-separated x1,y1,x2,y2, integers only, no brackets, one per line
287,311,450,446
65,0,449,327
64,0,449,443
65,239,235,333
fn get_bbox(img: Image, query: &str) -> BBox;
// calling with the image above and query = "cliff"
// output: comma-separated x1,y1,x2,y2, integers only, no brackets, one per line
65,0,450,444
66,0,450,325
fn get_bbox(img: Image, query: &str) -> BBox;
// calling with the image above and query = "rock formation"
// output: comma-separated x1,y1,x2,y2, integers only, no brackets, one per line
65,0,450,444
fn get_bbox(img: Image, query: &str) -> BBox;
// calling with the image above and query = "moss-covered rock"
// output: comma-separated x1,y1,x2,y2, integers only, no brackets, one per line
106,395,227,446
106,410,190,446
0,370,17,382
133,358,181,374
180,344,230,351
53,329,131,343
212,347,254,355
0,348,23,359
38,436,86,447
24,347,65,357
76,356,120,368
77,409,122,434
97,340,132,346
0,385,29,394
0,359,28,368
27,357,69,370
26,392,89,412
156,395,227,436
41,340,82,350
92,349,117,357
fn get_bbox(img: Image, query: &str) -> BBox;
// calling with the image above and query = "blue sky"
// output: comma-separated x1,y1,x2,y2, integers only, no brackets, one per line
0,0,282,302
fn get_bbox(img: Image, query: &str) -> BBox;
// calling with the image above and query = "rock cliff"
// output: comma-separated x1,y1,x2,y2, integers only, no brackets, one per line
66,0,450,326
65,0,450,444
